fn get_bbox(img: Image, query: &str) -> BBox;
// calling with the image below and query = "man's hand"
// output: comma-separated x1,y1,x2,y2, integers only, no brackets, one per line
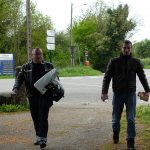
11,89,18,97
101,93,108,102
138,92,149,102
145,92,150,101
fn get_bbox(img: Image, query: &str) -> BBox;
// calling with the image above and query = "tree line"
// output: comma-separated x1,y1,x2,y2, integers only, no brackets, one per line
0,0,149,72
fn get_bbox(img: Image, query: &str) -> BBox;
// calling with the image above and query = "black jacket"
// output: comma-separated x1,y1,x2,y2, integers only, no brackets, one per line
102,54,150,94
13,61,54,96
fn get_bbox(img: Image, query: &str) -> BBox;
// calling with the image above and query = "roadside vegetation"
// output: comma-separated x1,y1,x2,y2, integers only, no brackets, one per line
101,104,150,150
0,75,14,79
0,66,102,79
0,104,29,112
58,66,102,77
133,39,150,69
141,58,150,69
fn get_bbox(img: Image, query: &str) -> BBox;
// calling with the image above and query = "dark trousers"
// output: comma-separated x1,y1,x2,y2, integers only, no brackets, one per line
112,92,136,139
28,95,53,138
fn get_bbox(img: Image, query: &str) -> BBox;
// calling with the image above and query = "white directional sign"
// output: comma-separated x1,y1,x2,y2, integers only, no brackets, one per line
47,30,55,37
0,54,13,60
47,30,55,50
47,44,55,50
47,37,55,44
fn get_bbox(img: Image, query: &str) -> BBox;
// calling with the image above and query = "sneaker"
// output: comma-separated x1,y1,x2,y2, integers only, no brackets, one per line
113,131,119,144
40,140,46,149
34,136,40,145
127,138,135,150
34,140,40,145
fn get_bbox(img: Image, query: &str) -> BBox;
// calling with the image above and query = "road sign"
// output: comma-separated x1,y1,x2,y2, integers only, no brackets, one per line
47,30,55,51
47,30,55,37
47,44,55,50
0,54,14,75
47,30,55,62
47,37,55,44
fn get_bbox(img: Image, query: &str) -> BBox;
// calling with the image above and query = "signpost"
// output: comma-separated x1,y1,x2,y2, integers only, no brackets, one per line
0,54,14,75
47,30,55,63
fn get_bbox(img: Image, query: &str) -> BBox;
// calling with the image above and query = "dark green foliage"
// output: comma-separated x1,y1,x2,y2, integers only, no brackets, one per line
52,32,70,67
94,4,136,71
133,39,150,58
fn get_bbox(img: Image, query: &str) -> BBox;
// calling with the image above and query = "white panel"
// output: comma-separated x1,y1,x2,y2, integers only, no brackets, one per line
47,30,55,36
47,44,55,50
47,37,55,44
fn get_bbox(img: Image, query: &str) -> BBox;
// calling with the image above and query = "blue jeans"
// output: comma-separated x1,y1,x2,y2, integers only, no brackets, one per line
112,92,136,139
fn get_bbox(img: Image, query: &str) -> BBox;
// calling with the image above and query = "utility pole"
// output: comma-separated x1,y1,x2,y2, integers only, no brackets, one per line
26,0,32,61
70,3,87,66
70,3,74,66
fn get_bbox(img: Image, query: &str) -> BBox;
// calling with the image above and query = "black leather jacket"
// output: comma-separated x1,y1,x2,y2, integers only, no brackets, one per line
102,54,150,94
13,61,54,96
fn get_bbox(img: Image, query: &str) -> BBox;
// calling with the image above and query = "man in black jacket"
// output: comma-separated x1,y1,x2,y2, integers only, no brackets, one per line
101,40,150,150
12,48,54,148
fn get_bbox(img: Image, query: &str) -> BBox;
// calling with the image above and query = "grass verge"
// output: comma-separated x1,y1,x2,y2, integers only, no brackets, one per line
100,104,150,150
0,75,14,79
58,66,101,77
0,104,29,112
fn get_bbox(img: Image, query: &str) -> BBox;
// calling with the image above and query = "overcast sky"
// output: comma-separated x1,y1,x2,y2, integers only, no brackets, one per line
32,0,150,42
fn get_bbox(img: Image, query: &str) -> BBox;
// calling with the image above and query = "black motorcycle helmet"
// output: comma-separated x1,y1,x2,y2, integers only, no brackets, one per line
46,83,64,102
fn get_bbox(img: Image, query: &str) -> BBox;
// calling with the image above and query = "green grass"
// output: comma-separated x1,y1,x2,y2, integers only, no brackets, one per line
144,65,150,69
58,66,102,77
141,58,150,69
0,75,14,79
136,104,150,124
101,105,150,150
0,104,29,112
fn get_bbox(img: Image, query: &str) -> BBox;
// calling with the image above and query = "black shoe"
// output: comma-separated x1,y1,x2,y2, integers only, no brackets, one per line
40,140,46,149
113,131,119,144
34,140,40,145
127,138,135,150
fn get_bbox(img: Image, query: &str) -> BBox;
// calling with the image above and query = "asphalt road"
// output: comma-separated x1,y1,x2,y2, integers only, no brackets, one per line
0,69,150,104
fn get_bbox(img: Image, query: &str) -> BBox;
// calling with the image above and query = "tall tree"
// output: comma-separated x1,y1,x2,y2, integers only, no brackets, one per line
72,1,136,71
51,31,70,67
94,4,136,71
72,1,106,65
0,0,13,52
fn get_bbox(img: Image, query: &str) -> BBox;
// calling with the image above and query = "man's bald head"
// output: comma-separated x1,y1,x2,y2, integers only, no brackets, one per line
32,48,43,55
31,47,43,63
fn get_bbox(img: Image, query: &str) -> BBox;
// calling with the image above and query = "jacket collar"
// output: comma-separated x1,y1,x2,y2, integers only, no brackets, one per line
120,53,132,60
30,60,45,64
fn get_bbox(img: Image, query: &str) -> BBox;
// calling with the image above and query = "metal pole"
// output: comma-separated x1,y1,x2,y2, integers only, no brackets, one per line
70,3,87,66
50,51,52,63
26,0,32,61
78,45,81,65
70,3,74,66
